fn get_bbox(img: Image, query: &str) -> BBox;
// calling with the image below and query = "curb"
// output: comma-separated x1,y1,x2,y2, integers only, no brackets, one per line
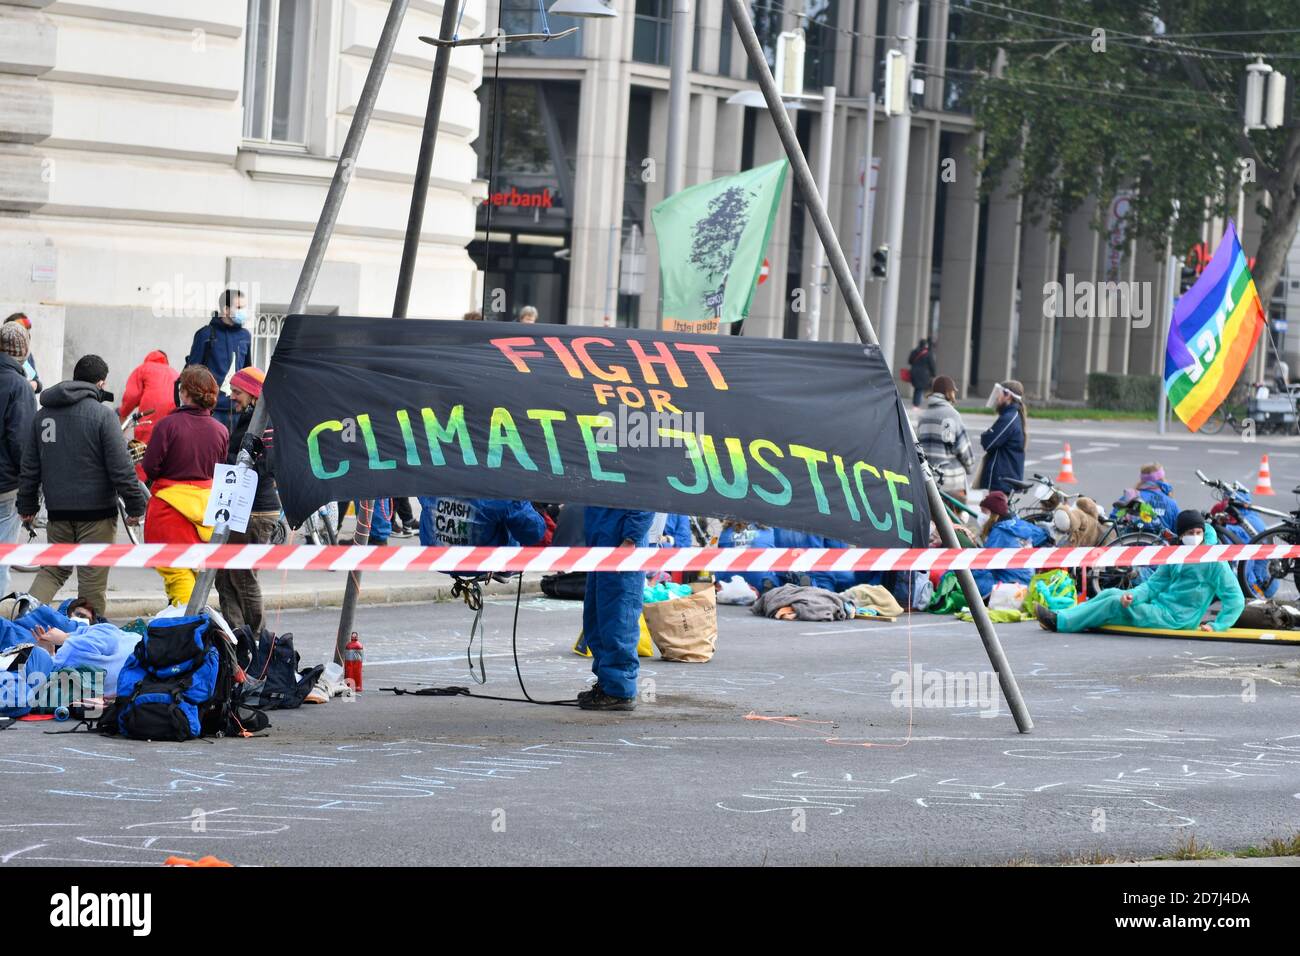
105,577,547,620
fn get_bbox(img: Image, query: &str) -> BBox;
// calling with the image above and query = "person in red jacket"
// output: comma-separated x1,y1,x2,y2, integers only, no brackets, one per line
119,350,178,445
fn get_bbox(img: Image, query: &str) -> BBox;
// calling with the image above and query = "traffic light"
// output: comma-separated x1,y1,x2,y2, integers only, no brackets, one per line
871,245,889,279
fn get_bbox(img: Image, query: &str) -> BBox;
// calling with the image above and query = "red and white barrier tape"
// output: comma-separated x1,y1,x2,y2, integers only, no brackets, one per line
0,542,1296,574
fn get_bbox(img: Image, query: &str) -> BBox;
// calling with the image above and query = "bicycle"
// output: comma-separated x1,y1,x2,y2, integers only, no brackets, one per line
1197,469,1300,602
118,408,153,546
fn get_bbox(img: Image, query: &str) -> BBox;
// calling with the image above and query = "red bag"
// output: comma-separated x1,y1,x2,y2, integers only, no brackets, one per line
900,367,912,383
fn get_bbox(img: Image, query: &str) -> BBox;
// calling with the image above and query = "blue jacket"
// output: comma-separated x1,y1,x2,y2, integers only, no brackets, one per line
719,524,783,592
972,516,1052,597
186,316,251,414
1136,480,1179,533
418,497,546,547
978,405,1025,494
584,507,654,548
660,513,692,547
772,527,872,592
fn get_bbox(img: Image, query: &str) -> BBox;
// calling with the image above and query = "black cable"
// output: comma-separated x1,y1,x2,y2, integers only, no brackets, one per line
386,572,578,707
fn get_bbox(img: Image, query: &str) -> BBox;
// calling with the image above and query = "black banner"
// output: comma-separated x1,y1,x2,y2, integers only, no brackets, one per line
263,317,930,546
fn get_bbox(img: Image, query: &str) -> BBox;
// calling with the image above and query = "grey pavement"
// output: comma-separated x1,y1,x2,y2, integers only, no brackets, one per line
2,596,1298,867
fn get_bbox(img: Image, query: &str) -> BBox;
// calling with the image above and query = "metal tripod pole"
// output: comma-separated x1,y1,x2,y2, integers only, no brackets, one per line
328,0,461,659
184,0,412,618
725,0,1032,732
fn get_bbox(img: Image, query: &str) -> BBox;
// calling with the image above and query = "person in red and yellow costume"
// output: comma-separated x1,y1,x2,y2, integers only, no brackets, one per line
140,365,228,606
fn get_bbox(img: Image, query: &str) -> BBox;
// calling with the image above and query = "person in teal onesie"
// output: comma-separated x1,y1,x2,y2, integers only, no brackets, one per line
1036,510,1244,634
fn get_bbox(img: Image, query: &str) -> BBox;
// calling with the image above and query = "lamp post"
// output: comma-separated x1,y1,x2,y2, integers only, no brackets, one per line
877,0,918,369
727,87,876,341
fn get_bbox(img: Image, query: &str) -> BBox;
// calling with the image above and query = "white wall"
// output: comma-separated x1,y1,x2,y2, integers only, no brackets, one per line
0,0,487,399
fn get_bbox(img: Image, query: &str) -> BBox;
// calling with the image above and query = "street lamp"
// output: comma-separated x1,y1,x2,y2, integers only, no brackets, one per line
727,87,879,339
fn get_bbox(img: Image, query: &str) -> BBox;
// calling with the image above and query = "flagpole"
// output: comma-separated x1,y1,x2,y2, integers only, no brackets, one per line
724,0,1033,733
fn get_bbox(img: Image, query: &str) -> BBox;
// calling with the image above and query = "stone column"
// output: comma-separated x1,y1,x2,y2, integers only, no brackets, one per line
934,130,980,396
1056,200,1100,400
974,170,1022,390
1015,215,1060,400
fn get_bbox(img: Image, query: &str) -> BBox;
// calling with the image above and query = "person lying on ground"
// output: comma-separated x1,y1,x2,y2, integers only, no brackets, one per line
1035,511,1244,634
752,584,854,622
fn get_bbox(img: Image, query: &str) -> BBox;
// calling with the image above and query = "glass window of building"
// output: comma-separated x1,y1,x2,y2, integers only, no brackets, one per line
634,0,673,65
243,0,313,144
472,80,581,324
802,0,837,90
719,2,734,76
943,0,976,113
500,0,582,56
747,0,784,79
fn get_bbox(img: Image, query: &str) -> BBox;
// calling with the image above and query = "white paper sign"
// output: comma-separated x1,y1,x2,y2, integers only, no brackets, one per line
203,464,259,533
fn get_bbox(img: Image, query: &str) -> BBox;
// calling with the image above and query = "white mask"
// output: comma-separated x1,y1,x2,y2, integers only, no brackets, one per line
1181,532,1204,547
1053,510,1072,532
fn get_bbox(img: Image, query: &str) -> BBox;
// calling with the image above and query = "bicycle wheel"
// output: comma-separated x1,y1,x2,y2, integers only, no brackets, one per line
319,504,339,546
1086,531,1162,596
1197,406,1226,435
1238,524,1300,603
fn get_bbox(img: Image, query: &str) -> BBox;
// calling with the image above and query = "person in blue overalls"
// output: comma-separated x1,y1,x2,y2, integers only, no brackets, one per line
579,506,654,711
416,496,545,550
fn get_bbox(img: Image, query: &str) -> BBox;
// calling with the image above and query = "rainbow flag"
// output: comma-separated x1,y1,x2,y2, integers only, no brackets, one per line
1164,221,1265,432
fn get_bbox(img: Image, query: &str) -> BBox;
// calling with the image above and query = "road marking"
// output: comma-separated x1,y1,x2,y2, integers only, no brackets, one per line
1271,452,1299,458
1074,447,1108,454
1149,444,1180,451
1089,442,1121,448
798,621,957,636
1206,449,1239,455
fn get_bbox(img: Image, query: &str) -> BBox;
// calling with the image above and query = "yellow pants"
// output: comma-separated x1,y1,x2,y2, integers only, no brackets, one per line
157,567,197,607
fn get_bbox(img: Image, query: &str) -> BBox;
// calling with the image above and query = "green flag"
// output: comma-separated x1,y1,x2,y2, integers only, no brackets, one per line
651,160,788,329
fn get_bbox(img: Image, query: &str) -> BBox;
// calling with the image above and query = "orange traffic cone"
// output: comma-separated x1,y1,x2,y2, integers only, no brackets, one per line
1056,443,1078,484
1255,455,1276,495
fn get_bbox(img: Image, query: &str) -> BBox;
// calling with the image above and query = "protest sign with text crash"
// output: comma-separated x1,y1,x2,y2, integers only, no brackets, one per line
262,316,931,546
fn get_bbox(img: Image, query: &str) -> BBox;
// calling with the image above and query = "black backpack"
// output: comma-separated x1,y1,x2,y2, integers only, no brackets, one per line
541,571,587,600
235,626,321,711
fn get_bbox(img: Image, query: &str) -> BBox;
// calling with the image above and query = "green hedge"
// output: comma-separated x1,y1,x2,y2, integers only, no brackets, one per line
1086,373,1161,412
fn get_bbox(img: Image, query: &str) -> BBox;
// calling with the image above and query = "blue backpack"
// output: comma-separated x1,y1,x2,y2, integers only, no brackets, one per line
101,615,263,740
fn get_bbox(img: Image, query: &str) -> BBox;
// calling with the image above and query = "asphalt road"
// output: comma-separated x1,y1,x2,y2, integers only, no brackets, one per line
2,594,1298,867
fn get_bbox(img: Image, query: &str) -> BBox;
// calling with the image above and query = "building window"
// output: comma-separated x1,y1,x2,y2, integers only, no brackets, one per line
500,0,581,57
943,0,976,113
719,2,734,76
633,0,673,66
802,0,836,90
251,311,284,370
243,0,314,144
748,0,784,79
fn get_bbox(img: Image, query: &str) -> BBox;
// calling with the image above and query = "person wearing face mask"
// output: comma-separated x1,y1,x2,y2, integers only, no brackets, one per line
976,380,1027,495
186,288,252,432
18,355,146,618
1036,510,1244,634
